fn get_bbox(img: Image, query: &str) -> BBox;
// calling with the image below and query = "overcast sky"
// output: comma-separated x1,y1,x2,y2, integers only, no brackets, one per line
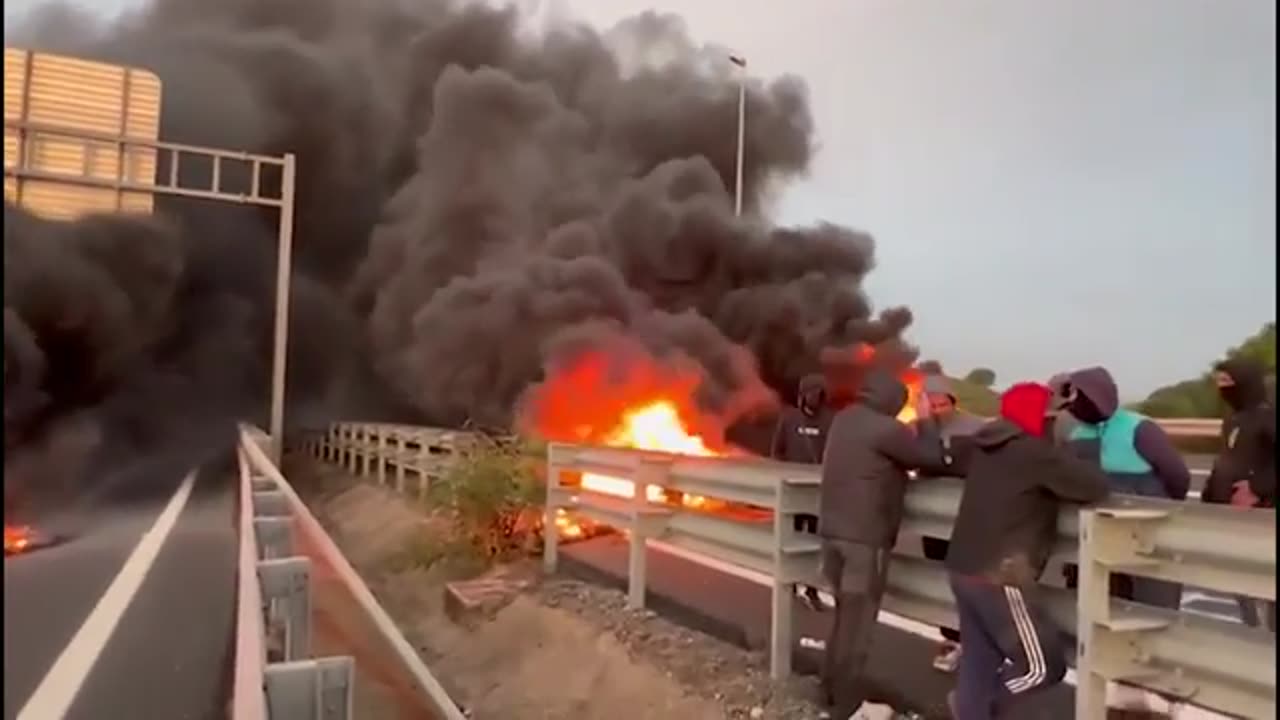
9,0,1276,399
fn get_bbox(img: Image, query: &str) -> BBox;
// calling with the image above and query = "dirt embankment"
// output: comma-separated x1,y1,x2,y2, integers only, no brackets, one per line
285,456,833,720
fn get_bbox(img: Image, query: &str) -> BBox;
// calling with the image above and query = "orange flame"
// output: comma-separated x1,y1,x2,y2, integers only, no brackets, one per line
4,526,33,555
820,342,924,423
522,350,728,522
896,368,925,424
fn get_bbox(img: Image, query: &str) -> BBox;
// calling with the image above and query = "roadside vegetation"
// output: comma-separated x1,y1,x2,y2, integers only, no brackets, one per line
391,434,546,575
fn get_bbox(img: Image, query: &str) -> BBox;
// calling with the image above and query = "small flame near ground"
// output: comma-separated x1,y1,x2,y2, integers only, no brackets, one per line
4,525,34,555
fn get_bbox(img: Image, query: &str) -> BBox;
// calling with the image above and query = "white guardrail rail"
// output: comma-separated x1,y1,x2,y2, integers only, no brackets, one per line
233,425,466,720
306,420,1274,720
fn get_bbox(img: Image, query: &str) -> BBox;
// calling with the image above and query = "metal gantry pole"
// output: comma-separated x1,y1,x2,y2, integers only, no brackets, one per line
269,153,298,465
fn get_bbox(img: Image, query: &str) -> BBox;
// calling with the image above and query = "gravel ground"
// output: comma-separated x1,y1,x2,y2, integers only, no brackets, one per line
535,576,833,720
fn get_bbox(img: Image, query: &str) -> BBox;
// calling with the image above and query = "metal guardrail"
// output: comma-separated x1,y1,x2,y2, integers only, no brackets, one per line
307,420,1273,720
234,425,466,720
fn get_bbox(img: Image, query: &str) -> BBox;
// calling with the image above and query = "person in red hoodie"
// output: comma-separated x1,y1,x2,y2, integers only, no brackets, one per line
945,382,1110,719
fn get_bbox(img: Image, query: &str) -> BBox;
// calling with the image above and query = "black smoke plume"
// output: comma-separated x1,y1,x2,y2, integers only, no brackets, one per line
4,0,914,481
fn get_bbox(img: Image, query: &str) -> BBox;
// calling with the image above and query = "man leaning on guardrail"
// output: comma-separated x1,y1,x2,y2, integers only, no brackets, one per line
944,382,1110,720
816,369,954,719
1203,357,1276,631
1061,365,1189,612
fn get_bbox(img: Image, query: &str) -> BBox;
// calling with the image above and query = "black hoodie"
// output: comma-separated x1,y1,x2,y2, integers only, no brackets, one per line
770,374,834,464
1204,358,1276,507
819,370,952,547
947,419,1110,584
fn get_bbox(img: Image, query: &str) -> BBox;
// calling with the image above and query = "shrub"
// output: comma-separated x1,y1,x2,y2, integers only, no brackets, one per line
427,433,546,566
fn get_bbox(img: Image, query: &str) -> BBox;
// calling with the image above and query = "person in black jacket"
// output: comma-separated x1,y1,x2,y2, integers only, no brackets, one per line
945,382,1109,719
818,369,954,717
1203,357,1276,630
771,373,835,611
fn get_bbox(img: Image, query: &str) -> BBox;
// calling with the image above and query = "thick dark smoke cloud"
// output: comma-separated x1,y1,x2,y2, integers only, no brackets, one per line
4,0,914,471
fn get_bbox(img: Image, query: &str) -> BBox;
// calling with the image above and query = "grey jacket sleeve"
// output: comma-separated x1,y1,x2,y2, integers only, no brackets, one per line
1133,420,1191,500
878,419,953,476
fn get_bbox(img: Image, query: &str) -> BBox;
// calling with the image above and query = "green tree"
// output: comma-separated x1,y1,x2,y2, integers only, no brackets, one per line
1139,322,1276,418
964,367,997,388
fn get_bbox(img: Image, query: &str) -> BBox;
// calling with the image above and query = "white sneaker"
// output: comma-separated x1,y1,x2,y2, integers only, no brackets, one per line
931,643,961,673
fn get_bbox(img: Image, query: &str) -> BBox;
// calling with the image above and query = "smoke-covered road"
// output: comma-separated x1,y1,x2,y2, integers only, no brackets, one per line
3,460,236,720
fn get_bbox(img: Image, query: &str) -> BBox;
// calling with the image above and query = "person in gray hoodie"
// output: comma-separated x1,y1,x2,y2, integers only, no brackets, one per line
1062,366,1190,610
912,374,986,672
818,369,954,716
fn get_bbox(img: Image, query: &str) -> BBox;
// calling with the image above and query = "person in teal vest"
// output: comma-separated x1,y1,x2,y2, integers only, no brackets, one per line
1063,366,1190,610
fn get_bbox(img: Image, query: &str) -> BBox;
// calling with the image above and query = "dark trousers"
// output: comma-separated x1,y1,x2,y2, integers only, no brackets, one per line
820,540,890,716
922,536,961,643
949,574,1067,719
795,513,819,534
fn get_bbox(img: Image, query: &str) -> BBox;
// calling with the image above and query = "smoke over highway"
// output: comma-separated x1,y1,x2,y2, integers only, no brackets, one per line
4,0,914,479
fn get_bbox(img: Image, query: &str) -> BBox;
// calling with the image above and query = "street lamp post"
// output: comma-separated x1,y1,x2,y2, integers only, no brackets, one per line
729,53,747,217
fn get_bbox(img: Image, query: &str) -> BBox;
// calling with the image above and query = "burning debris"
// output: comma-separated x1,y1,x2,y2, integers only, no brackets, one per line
519,343,733,509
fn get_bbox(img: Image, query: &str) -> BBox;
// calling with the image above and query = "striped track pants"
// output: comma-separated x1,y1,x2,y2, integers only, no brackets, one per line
948,574,1067,719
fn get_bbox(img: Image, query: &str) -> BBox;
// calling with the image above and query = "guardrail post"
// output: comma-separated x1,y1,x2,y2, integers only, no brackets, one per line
254,517,294,560
254,490,290,518
627,459,667,609
376,427,388,486
770,480,796,680
361,425,373,478
1076,509,1109,720
1076,507,1176,720
395,433,407,494
260,557,312,662
418,439,432,500
544,451,562,575
264,657,355,720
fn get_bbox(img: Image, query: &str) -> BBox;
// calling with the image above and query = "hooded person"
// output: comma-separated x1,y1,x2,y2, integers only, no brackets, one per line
1062,366,1190,610
770,373,835,612
817,369,954,717
1046,372,1078,446
945,382,1109,719
771,373,835,464
912,374,986,672
1204,357,1276,630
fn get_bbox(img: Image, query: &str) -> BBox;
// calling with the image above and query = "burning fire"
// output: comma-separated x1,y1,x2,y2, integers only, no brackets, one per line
896,368,925,425
522,350,729,517
582,401,717,504
5,525,33,555
822,342,926,424
525,346,927,539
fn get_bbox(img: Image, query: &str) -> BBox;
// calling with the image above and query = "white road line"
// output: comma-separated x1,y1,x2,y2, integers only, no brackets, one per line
16,470,198,720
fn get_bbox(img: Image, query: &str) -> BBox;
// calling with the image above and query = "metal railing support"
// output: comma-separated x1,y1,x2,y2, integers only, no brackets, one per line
264,658,355,720
255,517,294,560
260,557,313,662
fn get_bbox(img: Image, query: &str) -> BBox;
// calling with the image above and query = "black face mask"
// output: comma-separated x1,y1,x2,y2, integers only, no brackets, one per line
1218,384,1246,411
1068,395,1109,425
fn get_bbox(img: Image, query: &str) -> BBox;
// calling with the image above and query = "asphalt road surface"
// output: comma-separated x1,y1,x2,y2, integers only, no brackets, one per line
4,451,238,720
